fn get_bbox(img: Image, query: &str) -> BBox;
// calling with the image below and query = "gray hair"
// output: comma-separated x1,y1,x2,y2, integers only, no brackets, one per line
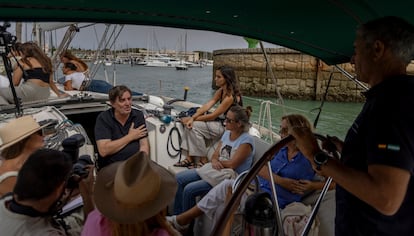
357,16,414,65
229,105,252,132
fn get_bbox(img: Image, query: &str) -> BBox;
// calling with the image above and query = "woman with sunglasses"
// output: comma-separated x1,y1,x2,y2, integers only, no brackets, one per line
168,114,336,235
0,116,48,197
173,105,255,216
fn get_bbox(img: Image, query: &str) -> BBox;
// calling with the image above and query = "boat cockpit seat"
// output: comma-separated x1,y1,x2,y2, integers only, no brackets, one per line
252,136,270,165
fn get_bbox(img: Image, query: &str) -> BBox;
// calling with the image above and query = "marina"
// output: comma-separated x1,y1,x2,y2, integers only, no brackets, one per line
0,2,412,236
92,64,363,139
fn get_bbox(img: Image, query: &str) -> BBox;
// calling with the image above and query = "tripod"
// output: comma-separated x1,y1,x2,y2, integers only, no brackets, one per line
0,22,23,116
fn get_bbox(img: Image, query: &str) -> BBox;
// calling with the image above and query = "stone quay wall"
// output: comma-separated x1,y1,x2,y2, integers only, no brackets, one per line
213,48,364,102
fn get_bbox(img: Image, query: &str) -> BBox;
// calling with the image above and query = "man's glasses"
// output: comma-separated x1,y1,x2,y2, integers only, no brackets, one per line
224,117,237,123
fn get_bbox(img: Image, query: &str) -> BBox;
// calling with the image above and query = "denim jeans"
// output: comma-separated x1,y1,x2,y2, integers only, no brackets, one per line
86,80,114,94
86,80,142,95
173,169,212,215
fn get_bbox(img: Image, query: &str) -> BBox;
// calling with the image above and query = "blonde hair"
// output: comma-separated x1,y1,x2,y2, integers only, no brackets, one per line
281,114,313,131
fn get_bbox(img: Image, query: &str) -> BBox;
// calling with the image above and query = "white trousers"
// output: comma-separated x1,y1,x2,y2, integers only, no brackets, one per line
0,81,50,105
182,120,224,157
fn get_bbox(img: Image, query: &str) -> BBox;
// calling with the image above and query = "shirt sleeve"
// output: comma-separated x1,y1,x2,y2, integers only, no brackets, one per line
94,112,113,141
64,74,72,82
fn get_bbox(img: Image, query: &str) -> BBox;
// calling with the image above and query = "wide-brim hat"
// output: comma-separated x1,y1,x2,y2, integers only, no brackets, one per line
0,116,52,150
94,151,177,223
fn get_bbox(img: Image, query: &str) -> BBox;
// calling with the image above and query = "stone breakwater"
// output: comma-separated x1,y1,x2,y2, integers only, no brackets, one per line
213,48,414,102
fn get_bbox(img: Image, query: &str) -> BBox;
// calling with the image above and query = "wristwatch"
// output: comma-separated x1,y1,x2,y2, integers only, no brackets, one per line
313,151,330,170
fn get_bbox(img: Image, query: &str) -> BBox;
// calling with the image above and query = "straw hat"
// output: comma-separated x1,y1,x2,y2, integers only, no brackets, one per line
94,151,177,223
0,116,50,150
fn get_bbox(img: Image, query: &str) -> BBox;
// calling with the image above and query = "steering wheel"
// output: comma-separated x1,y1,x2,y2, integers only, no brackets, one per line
211,133,338,236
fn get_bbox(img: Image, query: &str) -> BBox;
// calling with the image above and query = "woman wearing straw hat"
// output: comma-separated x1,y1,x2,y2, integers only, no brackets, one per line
81,151,180,236
0,116,52,196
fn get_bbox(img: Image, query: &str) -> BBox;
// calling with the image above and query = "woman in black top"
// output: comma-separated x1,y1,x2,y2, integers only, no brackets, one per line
0,42,66,105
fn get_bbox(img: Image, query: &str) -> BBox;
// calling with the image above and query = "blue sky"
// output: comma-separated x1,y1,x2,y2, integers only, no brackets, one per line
9,22,279,52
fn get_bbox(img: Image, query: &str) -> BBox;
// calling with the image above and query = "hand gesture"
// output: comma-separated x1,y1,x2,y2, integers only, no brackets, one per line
281,178,301,193
289,126,319,161
128,124,147,140
181,117,194,129
323,135,344,153
78,165,95,199
292,179,314,194
212,159,223,170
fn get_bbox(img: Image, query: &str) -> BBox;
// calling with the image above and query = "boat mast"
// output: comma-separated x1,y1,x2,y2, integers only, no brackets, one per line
15,22,22,41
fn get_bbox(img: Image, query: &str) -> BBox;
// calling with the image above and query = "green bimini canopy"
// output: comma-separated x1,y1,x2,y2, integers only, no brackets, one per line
0,0,412,65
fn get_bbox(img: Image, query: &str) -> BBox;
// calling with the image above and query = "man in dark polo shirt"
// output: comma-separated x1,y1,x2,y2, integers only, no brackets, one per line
94,85,149,170
291,16,414,235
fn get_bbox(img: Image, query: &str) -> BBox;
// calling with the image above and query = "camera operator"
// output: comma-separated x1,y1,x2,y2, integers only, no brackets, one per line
0,149,94,235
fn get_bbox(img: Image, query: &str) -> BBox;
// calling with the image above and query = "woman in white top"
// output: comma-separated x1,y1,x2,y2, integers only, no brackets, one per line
62,62,86,90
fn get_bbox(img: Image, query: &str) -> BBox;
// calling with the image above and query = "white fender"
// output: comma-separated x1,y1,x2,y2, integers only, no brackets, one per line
249,126,261,138
148,95,165,107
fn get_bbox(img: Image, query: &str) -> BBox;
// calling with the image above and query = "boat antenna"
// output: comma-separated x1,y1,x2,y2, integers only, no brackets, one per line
312,67,334,128
0,22,23,117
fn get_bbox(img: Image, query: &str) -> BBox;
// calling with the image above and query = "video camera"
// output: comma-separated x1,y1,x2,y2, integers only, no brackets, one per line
0,22,17,54
61,134,93,189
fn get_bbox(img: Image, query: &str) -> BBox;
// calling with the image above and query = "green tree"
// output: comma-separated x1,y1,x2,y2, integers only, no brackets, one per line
244,37,259,48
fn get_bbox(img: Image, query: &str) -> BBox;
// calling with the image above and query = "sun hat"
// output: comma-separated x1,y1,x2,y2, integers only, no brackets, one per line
94,151,177,223
0,115,52,150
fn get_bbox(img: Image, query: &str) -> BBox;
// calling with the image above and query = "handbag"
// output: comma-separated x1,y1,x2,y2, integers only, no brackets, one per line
178,107,200,118
196,163,236,187
281,202,320,236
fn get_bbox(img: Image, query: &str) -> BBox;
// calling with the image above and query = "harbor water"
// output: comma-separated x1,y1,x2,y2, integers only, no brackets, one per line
94,64,363,140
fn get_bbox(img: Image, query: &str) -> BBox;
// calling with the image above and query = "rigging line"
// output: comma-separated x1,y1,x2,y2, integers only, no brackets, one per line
93,24,100,47
105,25,124,84
90,24,111,79
259,41,285,107
107,25,125,50
77,23,95,29
103,25,116,50
51,24,79,74
334,65,368,91
243,96,344,123
312,68,334,129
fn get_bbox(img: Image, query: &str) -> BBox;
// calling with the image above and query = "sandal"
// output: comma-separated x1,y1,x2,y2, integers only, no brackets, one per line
188,160,208,169
173,159,194,167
